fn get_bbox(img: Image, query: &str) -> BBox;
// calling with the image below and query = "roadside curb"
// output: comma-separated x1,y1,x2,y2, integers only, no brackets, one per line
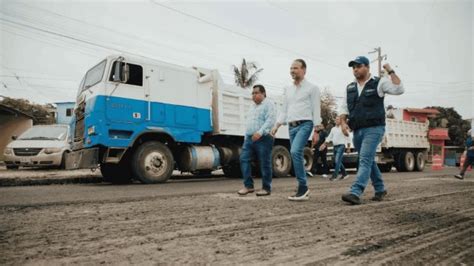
0,176,103,187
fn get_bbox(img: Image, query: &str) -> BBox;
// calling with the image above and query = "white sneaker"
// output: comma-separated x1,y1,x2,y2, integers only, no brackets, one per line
322,174,328,179
339,174,350,180
288,188,310,201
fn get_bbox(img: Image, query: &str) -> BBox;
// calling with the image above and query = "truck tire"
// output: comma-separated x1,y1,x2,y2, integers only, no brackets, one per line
272,145,292,177
398,151,415,172
222,162,242,178
100,162,133,184
303,147,314,173
132,141,174,184
415,152,425,171
378,163,392,173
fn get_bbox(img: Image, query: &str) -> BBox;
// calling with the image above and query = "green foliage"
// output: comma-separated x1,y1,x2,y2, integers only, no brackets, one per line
426,106,471,146
0,97,55,125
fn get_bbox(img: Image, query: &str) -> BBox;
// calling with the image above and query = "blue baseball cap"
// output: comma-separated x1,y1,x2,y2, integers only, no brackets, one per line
348,56,370,67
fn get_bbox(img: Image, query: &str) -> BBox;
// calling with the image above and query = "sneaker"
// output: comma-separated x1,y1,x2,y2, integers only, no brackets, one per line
256,189,271,196
371,191,387,201
339,174,350,180
306,171,314,177
454,174,464,180
288,186,310,201
341,193,361,205
322,174,328,179
237,187,255,195
329,176,338,181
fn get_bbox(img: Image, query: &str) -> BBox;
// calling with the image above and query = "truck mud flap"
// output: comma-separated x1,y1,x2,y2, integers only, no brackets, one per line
65,148,99,170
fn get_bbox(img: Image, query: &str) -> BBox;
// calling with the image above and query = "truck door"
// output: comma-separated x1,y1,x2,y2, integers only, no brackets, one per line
105,60,146,124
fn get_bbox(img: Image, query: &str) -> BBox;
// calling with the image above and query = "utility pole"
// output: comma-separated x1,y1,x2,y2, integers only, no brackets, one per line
369,47,387,77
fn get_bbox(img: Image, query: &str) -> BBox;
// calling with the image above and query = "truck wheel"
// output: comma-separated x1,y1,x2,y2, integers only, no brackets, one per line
272,145,292,177
398,151,415,172
415,152,425,171
6,165,19,170
378,163,393,173
132,141,174,184
303,147,314,173
222,162,242,178
100,162,133,184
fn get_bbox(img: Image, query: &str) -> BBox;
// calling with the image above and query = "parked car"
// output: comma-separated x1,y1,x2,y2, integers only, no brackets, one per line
3,125,71,169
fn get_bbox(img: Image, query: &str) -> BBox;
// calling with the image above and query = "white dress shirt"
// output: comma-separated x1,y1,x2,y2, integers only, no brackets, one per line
325,125,350,146
338,75,405,115
277,79,322,126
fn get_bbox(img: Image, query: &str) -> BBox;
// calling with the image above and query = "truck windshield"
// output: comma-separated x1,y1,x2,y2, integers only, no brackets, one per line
18,126,68,141
82,60,106,90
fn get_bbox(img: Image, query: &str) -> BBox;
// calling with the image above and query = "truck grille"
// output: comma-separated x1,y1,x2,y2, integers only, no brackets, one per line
74,100,86,148
14,148,42,156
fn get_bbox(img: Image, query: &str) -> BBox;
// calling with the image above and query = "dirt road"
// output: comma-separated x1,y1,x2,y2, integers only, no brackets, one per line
1,168,473,265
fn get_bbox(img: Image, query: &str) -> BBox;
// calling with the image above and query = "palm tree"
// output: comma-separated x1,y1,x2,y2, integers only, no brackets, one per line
232,58,263,88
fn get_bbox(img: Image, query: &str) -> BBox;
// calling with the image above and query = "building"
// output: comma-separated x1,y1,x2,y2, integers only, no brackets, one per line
401,108,450,163
0,104,33,161
55,102,75,125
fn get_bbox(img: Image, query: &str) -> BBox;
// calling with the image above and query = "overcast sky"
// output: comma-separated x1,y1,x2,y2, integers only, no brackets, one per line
1,0,472,119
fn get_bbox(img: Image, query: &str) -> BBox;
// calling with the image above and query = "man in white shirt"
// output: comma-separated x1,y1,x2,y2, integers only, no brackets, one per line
339,56,404,205
271,59,322,201
320,116,350,181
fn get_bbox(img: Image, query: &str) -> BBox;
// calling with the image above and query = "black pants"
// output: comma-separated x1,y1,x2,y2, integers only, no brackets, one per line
312,148,329,174
460,156,474,176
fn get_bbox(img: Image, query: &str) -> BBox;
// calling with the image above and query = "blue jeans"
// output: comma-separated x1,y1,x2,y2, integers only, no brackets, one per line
289,121,314,188
240,134,274,191
333,144,347,178
350,126,385,197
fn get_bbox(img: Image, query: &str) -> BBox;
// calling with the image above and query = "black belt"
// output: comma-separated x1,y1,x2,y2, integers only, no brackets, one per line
288,120,312,127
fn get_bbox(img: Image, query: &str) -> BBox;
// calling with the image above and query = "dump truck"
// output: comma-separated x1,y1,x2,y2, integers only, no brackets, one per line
65,54,315,183
325,118,430,172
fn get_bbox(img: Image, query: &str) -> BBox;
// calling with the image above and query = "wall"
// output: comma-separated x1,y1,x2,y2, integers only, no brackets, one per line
56,103,75,125
0,115,33,161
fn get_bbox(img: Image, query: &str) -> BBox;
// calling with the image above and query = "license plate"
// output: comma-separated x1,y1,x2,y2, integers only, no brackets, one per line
20,157,31,163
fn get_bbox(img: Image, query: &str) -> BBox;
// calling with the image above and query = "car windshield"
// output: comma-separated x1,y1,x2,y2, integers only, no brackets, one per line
18,126,68,141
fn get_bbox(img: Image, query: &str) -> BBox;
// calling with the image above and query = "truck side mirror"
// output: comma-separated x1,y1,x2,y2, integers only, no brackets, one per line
113,61,122,82
11,135,17,140
121,63,129,83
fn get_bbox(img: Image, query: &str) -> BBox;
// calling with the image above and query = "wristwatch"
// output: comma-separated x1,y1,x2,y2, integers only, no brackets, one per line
388,70,395,75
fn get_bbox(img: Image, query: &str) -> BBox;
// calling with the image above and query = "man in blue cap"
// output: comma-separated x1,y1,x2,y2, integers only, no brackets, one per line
338,56,405,205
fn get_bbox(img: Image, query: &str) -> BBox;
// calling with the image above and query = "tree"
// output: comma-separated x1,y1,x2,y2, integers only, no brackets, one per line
0,96,55,125
426,106,471,146
232,58,263,88
320,88,337,128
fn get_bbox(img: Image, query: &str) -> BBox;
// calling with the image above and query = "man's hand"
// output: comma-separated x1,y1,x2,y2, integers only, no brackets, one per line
252,132,262,142
312,131,319,148
271,123,281,136
383,63,393,72
319,143,327,151
341,123,350,137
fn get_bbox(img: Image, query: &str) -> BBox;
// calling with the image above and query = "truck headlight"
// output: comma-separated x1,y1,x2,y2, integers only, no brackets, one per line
3,148,12,155
44,148,61,154
87,126,96,136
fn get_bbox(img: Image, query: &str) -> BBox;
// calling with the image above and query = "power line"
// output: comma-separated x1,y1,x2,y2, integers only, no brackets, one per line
265,1,373,49
150,0,347,71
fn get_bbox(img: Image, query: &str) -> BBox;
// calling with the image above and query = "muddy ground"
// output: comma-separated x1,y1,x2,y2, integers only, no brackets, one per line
0,168,473,265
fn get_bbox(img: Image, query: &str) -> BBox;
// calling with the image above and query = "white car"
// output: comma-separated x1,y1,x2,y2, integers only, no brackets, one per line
3,125,71,169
